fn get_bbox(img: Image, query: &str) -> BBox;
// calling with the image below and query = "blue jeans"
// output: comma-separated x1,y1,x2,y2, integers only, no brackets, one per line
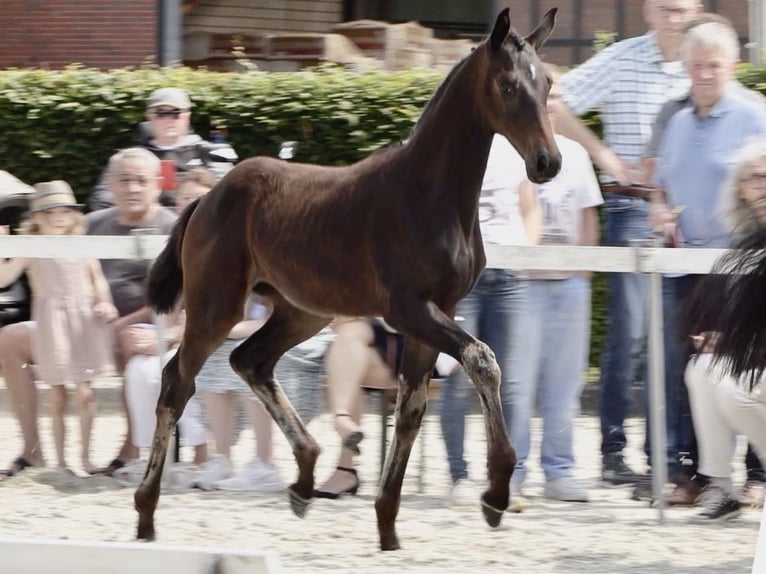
642,275,700,481
439,268,526,482
598,197,651,457
510,277,591,483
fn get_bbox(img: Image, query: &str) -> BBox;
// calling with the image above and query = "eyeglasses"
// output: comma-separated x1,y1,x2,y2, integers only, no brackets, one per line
151,108,186,119
743,172,766,184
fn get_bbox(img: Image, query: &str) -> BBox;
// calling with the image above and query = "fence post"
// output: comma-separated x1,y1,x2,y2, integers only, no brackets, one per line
633,235,668,522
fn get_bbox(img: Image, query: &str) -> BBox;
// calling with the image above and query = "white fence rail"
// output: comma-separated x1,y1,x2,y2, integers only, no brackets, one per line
0,234,729,273
0,235,741,554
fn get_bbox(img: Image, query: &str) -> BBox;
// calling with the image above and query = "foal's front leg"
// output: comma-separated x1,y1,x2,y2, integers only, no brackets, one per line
387,300,515,528
375,340,436,551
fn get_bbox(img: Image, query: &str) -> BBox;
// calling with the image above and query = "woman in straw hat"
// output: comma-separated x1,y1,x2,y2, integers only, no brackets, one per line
0,180,117,476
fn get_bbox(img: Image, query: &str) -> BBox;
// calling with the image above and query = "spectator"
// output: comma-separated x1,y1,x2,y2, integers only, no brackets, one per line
640,12,766,506
684,136,766,520
175,168,216,213
90,87,236,210
649,20,766,504
191,297,284,493
0,181,117,476
439,133,539,505
314,317,400,498
549,0,702,486
0,147,177,480
509,69,603,507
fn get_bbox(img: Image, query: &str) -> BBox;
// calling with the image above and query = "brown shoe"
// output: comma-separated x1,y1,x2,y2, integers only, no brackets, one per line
667,479,706,506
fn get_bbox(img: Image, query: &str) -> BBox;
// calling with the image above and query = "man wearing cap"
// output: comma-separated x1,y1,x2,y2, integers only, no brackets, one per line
89,87,237,210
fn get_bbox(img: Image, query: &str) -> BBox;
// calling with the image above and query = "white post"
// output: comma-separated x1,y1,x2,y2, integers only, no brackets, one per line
750,0,764,65
635,236,668,522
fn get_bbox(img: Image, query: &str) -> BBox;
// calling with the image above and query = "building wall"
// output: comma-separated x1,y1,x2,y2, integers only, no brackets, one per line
184,0,343,34
0,0,157,69
496,0,750,66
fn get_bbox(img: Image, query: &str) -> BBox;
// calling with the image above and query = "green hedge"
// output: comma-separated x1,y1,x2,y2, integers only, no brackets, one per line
1,63,764,367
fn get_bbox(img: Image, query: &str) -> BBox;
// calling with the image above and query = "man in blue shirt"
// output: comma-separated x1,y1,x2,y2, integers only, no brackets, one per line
651,19,766,504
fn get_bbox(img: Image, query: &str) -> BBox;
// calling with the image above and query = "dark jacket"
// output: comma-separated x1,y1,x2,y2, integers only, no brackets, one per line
89,124,238,210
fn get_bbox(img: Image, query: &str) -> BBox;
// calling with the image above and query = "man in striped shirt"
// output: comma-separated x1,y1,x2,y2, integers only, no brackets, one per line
549,0,702,487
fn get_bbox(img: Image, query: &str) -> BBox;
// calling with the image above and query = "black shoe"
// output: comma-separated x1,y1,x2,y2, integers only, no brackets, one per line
602,455,638,485
694,489,741,522
631,473,653,501
313,467,360,499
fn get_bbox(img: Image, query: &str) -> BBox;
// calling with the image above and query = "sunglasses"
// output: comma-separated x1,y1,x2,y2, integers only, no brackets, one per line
152,108,185,119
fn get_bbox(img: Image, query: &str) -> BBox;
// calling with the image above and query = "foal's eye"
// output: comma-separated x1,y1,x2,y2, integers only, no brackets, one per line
499,82,514,95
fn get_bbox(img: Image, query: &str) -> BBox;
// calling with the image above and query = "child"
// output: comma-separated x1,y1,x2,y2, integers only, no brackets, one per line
175,168,216,213
0,180,117,475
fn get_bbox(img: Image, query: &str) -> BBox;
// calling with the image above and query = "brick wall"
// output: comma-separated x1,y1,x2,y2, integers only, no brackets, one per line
184,0,343,35
496,0,751,66
0,0,157,69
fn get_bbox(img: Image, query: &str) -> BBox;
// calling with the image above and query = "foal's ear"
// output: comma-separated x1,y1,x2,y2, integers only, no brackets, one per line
490,8,511,52
525,8,557,52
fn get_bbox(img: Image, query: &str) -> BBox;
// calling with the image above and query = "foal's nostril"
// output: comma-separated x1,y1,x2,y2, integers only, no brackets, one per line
536,151,550,174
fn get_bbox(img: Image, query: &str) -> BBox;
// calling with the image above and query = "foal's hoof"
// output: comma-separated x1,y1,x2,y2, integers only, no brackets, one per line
481,494,505,528
288,485,312,518
379,532,401,551
136,516,156,541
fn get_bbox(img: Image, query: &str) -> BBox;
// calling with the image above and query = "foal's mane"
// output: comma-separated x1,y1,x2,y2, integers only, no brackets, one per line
409,53,475,139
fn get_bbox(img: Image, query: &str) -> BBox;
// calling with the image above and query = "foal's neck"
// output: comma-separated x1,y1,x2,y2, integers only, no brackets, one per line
405,49,494,232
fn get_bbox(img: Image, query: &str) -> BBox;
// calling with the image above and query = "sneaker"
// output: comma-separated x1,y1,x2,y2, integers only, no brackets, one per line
448,478,479,507
740,480,766,509
164,462,202,491
543,477,589,502
508,481,526,513
694,487,741,522
192,454,233,491
602,454,638,486
213,459,285,493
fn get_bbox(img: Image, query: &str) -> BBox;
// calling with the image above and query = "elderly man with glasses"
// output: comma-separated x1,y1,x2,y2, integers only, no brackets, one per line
89,87,237,210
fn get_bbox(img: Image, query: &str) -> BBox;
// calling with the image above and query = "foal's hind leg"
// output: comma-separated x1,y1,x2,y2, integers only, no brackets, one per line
375,339,437,551
229,299,329,518
387,299,515,529
135,291,245,540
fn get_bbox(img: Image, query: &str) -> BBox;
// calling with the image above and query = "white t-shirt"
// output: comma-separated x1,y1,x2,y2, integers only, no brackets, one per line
479,134,529,247
530,134,603,279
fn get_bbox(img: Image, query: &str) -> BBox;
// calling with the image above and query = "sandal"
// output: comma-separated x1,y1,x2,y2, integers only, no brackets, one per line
335,414,364,455
0,456,33,481
313,466,360,499
91,458,126,477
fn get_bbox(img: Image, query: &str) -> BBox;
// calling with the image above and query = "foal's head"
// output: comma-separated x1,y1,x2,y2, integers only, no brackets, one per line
479,8,562,184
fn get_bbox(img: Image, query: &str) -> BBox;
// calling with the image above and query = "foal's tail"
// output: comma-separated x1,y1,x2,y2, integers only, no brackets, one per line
685,224,766,388
147,198,201,314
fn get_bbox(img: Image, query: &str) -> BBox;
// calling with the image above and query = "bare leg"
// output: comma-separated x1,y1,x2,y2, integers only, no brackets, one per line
49,385,67,469
316,390,363,494
0,323,44,467
229,301,329,518
203,391,236,459
324,319,376,449
76,382,97,473
241,397,273,463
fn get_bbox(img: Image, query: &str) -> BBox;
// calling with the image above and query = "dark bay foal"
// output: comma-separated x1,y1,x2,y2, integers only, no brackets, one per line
136,7,561,551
